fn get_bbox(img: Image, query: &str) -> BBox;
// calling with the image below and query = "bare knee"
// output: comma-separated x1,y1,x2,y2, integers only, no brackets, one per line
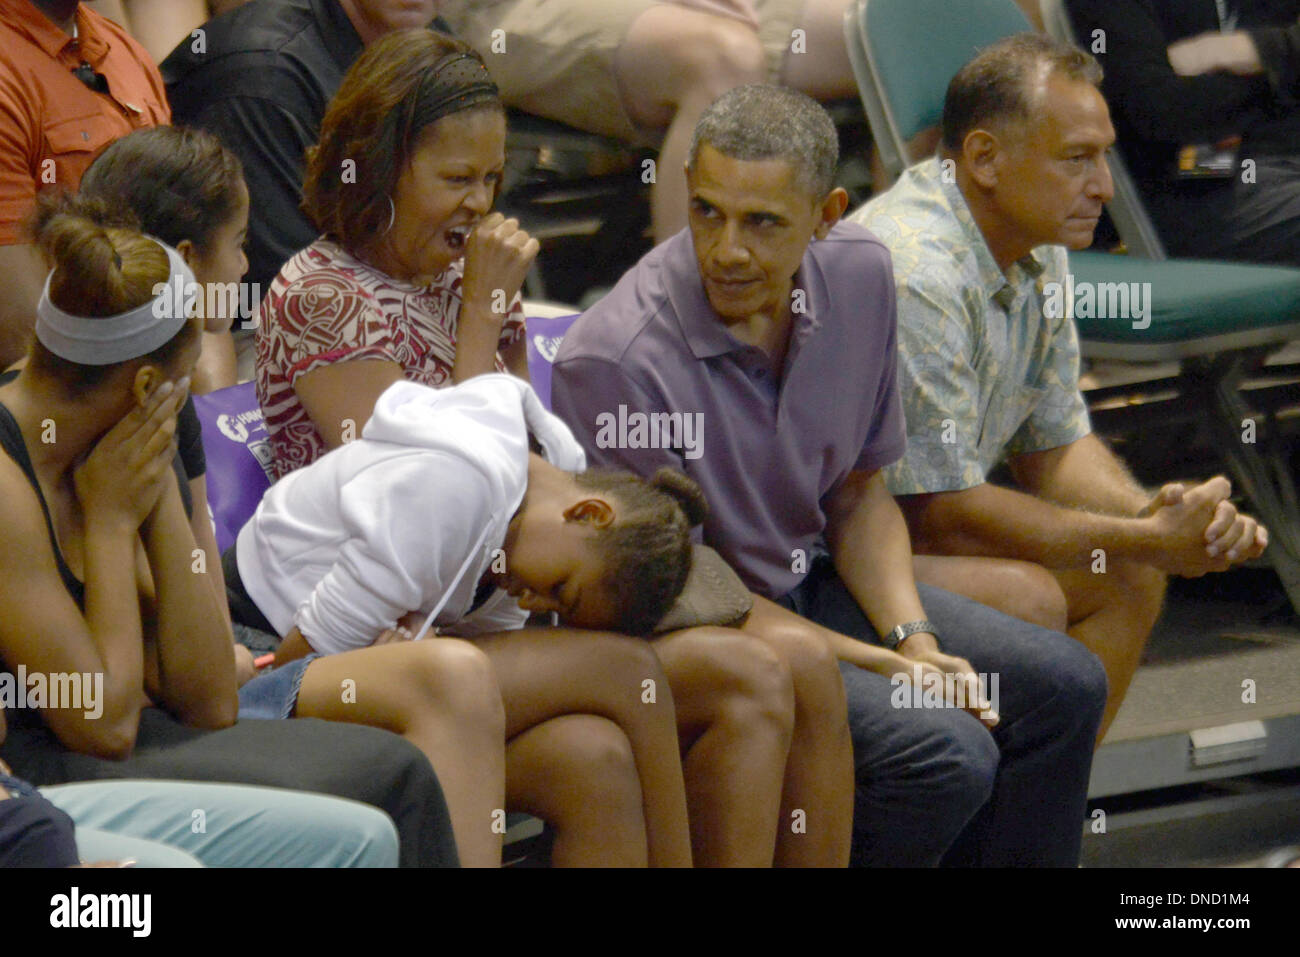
697,629,797,744
1106,561,1167,626
609,633,671,687
587,634,686,742
539,717,643,810
400,641,505,735
550,717,638,776
621,12,765,116
755,625,847,723
1005,561,1069,632
761,624,839,681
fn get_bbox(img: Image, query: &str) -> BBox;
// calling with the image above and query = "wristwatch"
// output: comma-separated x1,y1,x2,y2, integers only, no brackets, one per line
885,619,939,651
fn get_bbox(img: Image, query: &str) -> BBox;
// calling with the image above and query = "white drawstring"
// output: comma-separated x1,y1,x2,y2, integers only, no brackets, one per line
408,521,495,642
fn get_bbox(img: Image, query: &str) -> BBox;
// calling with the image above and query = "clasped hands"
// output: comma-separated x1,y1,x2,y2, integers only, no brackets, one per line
891,633,1000,731
1138,475,1268,577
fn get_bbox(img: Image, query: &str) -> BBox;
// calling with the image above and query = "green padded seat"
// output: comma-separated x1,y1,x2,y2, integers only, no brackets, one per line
1069,251,1300,345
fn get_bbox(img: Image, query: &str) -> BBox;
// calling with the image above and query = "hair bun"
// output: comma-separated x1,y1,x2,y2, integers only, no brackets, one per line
650,467,708,527
31,192,161,318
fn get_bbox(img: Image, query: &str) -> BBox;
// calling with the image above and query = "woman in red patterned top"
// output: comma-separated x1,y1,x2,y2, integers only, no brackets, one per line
255,28,538,479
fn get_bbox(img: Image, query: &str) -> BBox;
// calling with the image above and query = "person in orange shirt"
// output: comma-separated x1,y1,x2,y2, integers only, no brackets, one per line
0,0,168,368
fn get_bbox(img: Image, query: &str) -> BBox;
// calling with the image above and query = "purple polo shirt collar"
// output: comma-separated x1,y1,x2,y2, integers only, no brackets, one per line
664,235,826,380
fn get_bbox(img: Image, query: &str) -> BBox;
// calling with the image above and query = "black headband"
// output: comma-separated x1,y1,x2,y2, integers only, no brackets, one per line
408,53,500,136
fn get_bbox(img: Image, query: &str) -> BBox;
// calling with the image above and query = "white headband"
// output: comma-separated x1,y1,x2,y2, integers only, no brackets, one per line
34,238,195,366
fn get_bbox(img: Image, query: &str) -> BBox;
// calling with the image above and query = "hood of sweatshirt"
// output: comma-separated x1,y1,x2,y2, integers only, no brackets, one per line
363,374,587,496
237,375,587,653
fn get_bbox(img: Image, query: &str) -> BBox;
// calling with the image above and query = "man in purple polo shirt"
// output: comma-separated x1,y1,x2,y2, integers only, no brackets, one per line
552,84,1108,866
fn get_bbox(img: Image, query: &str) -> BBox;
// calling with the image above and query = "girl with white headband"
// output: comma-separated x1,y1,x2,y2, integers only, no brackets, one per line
0,191,462,867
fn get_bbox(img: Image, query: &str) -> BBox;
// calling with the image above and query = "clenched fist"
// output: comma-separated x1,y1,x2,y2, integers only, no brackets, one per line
459,212,540,326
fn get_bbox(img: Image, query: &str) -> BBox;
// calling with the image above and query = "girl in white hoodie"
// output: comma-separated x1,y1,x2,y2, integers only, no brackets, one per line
228,374,702,867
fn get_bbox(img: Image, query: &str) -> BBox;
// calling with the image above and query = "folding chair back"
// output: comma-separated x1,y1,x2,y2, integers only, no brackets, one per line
843,0,1031,184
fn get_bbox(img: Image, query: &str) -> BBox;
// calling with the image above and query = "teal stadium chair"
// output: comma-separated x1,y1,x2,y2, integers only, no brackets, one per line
843,0,1300,615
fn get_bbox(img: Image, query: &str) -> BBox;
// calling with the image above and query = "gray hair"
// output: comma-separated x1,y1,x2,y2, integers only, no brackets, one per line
687,85,839,199
942,32,1103,152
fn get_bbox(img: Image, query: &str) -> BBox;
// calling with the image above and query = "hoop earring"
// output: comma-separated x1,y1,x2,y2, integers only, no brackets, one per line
383,196,396,235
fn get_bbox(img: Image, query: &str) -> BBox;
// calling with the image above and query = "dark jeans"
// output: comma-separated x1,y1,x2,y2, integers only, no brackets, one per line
1143,156,1300,268
779,558,1106,867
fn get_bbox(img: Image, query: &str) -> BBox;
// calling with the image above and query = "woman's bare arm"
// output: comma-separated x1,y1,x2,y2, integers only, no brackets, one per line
116,0,211,63
0,468,148,759
188,475,232,631
137,470,238,728
293,359,406,451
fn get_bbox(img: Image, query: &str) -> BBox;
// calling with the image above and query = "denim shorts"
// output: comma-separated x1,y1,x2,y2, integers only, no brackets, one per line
237,654,321,721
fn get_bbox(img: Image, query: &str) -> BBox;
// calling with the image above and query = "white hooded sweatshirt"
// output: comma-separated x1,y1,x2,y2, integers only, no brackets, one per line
235,374,587,656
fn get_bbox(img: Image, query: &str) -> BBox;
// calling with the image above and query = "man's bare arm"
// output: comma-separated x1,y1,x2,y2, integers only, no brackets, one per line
1008,434,1265,564
824,468,996,725
899,480,1155,569
825,469,929,637
0,244,45,368
1008,433,1149,516
900,433,1265,575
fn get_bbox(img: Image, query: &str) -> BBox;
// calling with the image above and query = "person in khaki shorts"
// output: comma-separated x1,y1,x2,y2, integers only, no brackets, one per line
441,0,1051,241
438,0,803,242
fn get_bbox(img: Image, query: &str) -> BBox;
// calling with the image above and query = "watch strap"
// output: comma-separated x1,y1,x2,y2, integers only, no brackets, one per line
886,619,939,651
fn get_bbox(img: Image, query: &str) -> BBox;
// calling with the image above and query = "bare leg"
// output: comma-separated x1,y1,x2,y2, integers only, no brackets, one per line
617,7,767,241
776,0,857,99
739,596,854,866
504,714,647,867
472,628,693,867
651,627,795,866
913,553,1070,632
1054,562,1166,742
293,640,507,867
912,551,1163,741
776,0,1043,100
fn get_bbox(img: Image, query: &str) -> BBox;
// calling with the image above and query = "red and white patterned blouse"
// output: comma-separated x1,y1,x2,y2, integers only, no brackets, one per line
255,238,526,479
